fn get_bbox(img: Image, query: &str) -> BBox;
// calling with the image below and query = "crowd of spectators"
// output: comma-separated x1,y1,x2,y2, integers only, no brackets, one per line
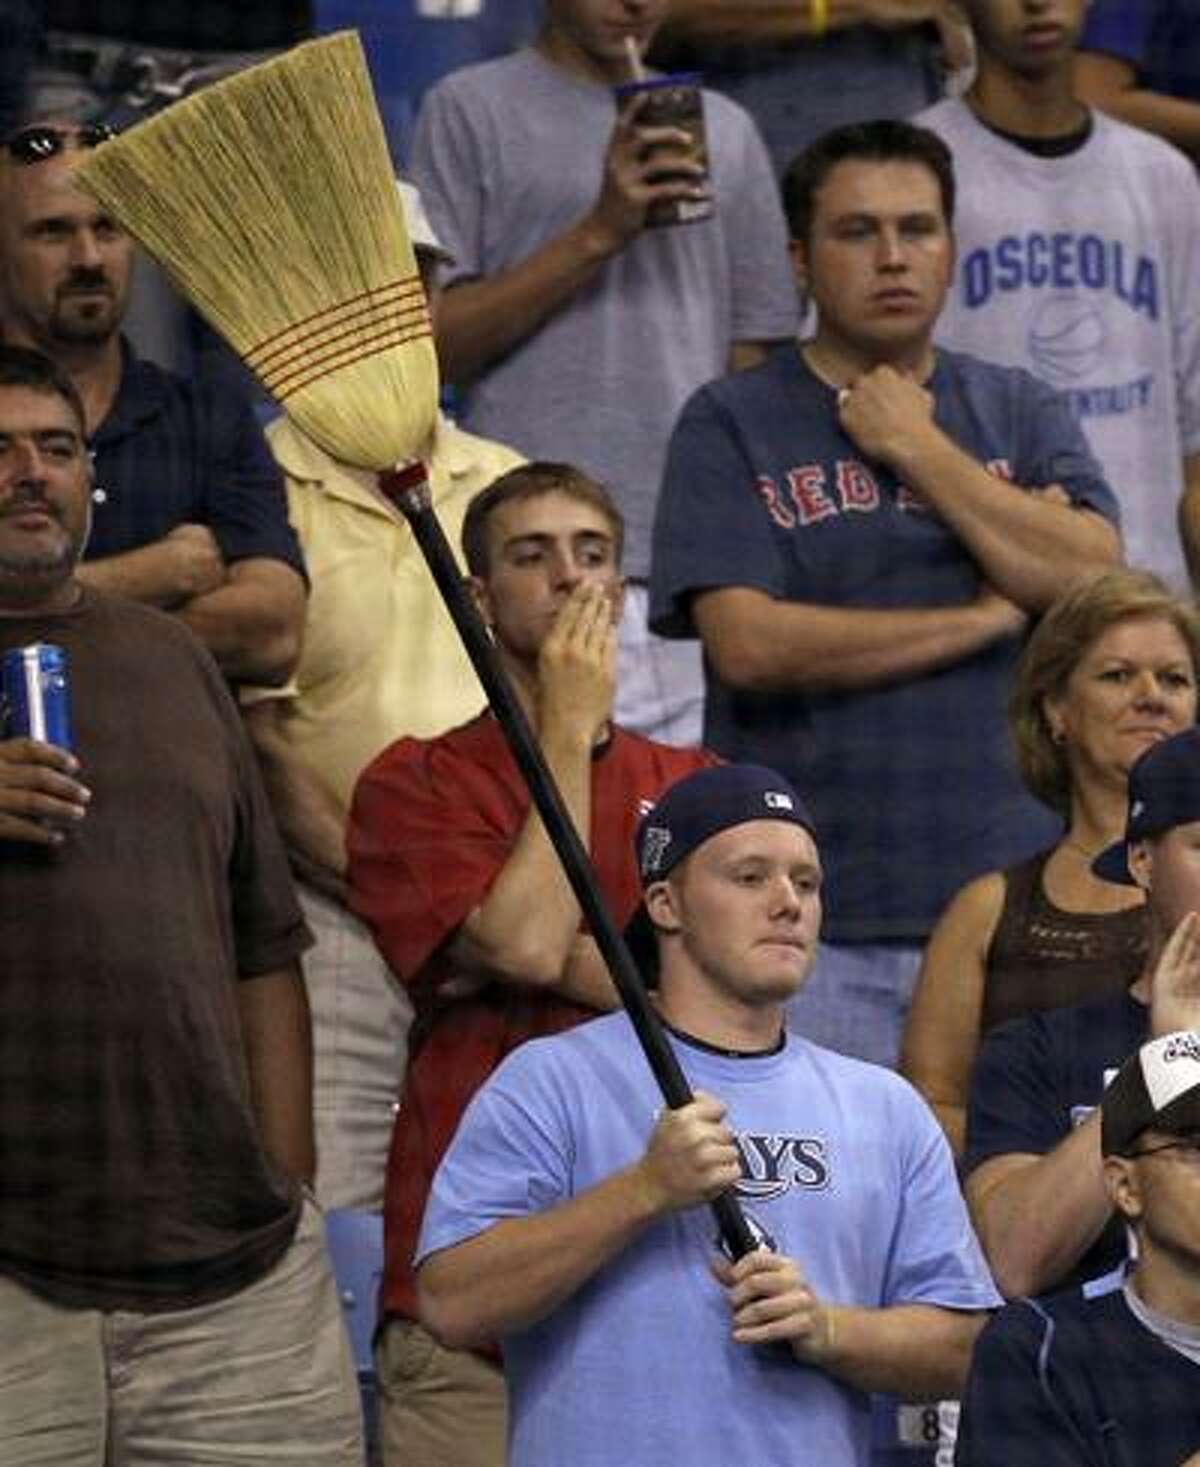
4,1,1200,1466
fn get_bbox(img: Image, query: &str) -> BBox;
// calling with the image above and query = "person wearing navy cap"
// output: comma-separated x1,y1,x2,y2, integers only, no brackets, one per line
963,724,1200,1304
957,1028,1200,1467
411,762,999,1467
1094,722,1200,885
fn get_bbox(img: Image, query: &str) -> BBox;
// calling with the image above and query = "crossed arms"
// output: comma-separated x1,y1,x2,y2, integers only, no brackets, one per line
688,366,1120,695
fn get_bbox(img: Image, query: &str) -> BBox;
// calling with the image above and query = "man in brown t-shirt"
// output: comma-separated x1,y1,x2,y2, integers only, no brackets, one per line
0,342,363,1462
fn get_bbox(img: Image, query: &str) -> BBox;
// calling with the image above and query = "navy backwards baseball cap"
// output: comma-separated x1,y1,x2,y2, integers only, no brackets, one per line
1093,727,1200,885
1101,1031,1200,1156
624,764,817,982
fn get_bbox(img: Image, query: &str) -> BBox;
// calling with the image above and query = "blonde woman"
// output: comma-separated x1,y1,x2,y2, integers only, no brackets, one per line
901,568,1200,1153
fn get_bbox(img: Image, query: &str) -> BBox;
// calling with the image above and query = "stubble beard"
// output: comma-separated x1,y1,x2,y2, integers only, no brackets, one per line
49,298,120,348
0,501,86,606
0,540,78,607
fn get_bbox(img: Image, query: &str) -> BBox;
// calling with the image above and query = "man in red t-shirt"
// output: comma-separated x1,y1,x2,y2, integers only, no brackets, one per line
347,461,717,1467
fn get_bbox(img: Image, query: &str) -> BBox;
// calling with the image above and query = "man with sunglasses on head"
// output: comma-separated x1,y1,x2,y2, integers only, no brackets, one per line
21,2,312,380
0,117,306,687
957,1026,1200,1467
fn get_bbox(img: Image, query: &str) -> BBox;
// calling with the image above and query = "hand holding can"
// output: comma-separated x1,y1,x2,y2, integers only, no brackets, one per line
0,643,87,846
2,643,74,750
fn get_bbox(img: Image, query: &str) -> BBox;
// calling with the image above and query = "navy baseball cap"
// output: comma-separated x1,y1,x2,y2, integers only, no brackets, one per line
1102,1031,1200,1156
1093,727,1200,885
625,764,818,980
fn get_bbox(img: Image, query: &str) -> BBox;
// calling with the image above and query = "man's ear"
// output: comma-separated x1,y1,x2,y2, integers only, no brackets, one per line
645,879,682,937
1127,840,1152,893
1103,1153,1144,1226
469,575,493,631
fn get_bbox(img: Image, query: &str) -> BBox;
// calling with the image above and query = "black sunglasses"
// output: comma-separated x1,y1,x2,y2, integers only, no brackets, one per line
4,123,116,165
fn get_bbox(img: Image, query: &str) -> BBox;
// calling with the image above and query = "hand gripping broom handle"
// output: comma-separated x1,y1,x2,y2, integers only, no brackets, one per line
379,462,758,1261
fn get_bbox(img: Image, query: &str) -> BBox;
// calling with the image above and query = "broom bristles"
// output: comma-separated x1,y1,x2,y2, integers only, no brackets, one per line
74,31,438,471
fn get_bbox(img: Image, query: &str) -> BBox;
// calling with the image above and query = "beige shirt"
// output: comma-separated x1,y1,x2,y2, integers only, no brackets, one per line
246,413,523,810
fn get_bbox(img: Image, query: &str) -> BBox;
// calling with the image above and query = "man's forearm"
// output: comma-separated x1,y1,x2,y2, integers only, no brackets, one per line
890,432,1120,610
965,1116,1111,1299
820,1304,988,1400
1087,88,1200,155
438,220,621,385
241,700,348,900
76,542,197,608
448,721,598,990
178,558,306,685
557,935,622,1012
659,0,939,46
693,585,1019,694
418,1163,663,1350
1074,52,1200,158
237,965,315,1184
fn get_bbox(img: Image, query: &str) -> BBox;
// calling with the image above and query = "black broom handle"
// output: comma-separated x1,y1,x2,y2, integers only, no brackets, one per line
379,463,757,1260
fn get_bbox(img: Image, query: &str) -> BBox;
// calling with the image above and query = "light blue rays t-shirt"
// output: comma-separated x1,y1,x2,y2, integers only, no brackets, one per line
417,1013,1000,1467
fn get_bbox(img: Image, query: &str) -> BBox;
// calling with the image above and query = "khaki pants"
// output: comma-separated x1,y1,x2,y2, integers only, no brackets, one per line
376,1318,507,1467
300,884,414,1211
0,1198,364,1466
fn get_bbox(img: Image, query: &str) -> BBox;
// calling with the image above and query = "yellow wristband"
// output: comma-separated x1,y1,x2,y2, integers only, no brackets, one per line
810,0,829,40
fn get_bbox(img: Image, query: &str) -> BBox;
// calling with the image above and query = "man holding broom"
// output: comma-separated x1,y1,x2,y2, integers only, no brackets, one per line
0,343,363,1463
347,460,717,1467
413,762,1000,1467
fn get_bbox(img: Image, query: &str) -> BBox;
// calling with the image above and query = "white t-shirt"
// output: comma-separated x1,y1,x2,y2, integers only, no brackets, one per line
921,97,1200,589
411,48,800,577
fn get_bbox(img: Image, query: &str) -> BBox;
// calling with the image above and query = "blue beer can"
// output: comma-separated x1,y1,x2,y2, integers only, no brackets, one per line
1,643,74,751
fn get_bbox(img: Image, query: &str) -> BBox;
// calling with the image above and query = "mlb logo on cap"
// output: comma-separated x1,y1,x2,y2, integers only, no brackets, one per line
633,764,816,884
625,764,818,982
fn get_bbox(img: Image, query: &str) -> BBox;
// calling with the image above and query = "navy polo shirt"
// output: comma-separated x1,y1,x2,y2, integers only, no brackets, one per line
86,341,304,579
958,1288,1200,1467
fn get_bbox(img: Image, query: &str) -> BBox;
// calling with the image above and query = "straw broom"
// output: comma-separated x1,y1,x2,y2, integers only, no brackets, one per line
79,31,436,470
75,32,759,1261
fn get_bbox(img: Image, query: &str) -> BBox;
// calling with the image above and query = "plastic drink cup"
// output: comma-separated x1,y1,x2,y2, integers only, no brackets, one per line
613,72,712,229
